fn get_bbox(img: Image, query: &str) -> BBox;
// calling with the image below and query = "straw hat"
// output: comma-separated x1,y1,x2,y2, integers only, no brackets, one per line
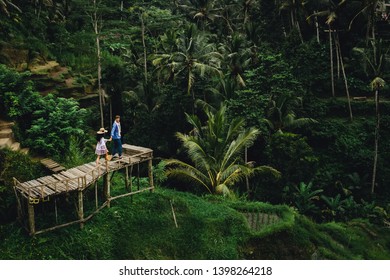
97,128,108,134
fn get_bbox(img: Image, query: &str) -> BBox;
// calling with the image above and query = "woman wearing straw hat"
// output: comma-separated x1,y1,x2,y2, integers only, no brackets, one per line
95,127,112,165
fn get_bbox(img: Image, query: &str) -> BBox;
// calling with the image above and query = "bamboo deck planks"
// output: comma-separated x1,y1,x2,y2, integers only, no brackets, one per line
15,146,153,201
40,158,65,173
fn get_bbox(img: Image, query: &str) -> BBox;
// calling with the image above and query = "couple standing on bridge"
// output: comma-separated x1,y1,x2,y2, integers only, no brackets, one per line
95,115,123,165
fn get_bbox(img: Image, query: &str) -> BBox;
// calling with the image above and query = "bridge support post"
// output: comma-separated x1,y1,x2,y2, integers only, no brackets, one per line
125,166,129,191
27,202,35,236
78,190,84,229
148,158,154,192
104,173,111,208
95,182,98,210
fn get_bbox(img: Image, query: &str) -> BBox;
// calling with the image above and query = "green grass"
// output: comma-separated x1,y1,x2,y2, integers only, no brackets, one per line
0,184,389,260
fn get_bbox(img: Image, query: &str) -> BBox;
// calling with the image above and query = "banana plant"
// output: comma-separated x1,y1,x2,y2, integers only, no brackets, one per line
292,181,323,215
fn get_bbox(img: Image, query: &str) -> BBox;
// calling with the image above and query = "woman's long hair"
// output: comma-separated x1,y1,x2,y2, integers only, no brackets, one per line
96,133,105,143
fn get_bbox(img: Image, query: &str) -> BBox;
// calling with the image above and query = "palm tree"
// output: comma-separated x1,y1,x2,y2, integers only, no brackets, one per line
178,0,219,29
307,0,354,121
165,102,279,195
307,0,348,98
0,0,21,16
264,94,317,134
178,0,236,33
353,39,388,194
370,76,385,194
348,0,380,43
277,0,306,42
152,24,222,112
219,33,252,88
90,0,104,128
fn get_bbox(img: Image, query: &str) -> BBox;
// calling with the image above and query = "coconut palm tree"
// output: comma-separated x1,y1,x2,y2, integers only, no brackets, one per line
264,94,317,134
353,39,389,194
90,0,104,128
178,0,237,33
178,0,220,30
348,0,380,42
277,0,306,42
165,102,279,196
152,24,222,112
370,76,385,194
307,1,354,121
219,33,252,88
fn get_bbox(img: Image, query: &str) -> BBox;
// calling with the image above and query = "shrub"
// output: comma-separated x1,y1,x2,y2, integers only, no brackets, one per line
26,94,88,159
0,149,45,223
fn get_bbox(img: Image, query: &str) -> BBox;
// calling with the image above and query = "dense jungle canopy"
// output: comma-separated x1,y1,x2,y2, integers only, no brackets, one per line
1,0,390,260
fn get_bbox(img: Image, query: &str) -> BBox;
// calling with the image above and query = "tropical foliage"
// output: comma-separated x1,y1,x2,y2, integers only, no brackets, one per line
165,102,279,195
0,0,390,260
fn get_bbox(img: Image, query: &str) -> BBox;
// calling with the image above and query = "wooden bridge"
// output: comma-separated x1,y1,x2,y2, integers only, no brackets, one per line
13,144,154,235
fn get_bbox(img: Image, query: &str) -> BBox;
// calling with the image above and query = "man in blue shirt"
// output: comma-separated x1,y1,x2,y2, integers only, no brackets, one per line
110,115,122,159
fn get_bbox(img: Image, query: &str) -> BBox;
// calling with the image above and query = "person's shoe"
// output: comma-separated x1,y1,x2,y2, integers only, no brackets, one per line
118,155,123,159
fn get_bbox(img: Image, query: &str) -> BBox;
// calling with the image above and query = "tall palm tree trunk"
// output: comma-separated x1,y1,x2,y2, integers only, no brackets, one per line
92,0,104,128
245,147,250,197
371,89,379,194
335,34,353,121
314,11,320,44
335,33,340,79
141,11,148,84
328,27,335,97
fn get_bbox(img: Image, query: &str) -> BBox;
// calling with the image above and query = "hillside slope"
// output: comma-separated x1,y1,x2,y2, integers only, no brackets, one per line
0,188,389,260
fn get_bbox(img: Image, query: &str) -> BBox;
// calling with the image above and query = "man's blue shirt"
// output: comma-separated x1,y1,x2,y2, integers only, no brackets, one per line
111,121,121,140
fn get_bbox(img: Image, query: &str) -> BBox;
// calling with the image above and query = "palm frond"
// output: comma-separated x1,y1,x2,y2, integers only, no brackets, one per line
220,164,250,186
221,127,260,171
165,159,212,193
371,77,385,90
253,165,281,180
177,138,215,177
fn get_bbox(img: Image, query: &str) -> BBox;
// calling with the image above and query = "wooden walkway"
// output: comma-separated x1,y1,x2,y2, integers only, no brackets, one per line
13,144,154,235
40,158,66,173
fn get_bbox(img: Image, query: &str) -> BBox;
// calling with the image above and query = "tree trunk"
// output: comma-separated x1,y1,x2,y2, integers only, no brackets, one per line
245,147,250,197
334,33,340,79
315,12,320,44
92,0,104,128
141,11,148,84
329,27,335,97
371,89,379,194
336,34,353,121
96,35,104,128
120,1,123,21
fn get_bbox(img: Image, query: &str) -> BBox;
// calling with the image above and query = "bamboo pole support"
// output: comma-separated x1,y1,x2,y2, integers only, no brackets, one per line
27,201,35,236
103,173,111,208
148,158,154,192
55,198,58,224
125,166,129,191
137,163,140,191
95,181,98,210
130,164,133,191
170,199,178,228
78,190,84,229
12,179,23,222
